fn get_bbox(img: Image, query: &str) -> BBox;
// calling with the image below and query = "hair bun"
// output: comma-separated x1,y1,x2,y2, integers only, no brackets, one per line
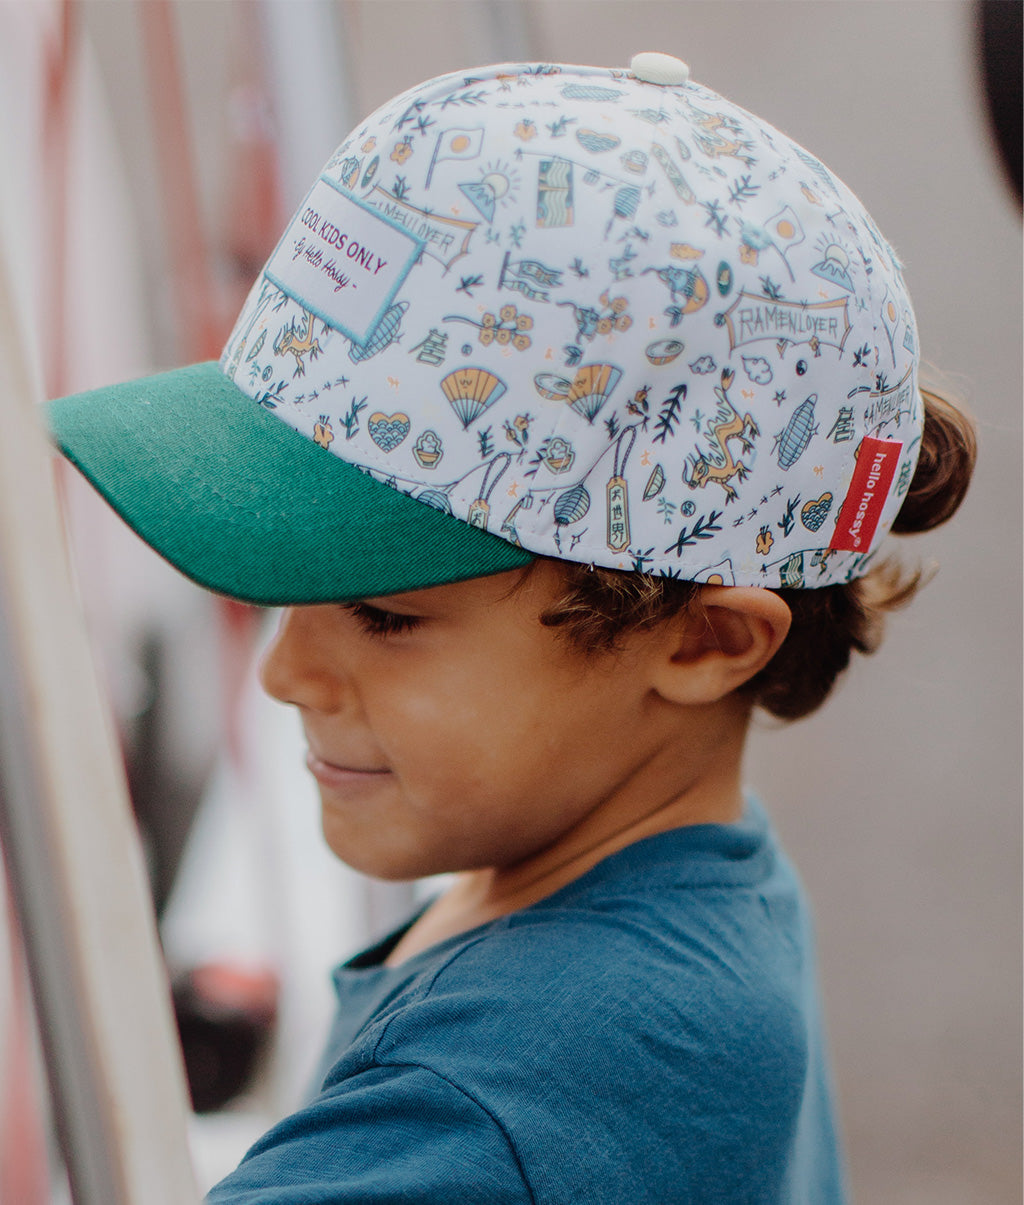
890,389,977,534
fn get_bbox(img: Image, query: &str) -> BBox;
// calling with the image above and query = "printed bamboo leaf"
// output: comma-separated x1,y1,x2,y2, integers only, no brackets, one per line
664,510,723,556
728,174,760,205
629,546,655,573
440,89,490,109
341,396,368,438
652,382,687,444
255,380,288,409
524,437,558,478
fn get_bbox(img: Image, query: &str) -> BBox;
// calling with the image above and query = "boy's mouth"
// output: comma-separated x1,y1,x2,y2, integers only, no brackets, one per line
305,750,392,786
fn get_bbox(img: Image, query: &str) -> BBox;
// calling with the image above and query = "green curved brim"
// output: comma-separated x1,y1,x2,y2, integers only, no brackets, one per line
46,361,533,605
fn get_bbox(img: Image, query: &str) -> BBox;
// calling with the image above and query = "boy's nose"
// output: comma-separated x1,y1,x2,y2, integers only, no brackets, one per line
259,607,347,714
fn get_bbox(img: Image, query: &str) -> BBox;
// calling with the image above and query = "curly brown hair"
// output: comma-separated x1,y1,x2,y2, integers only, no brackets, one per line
528,389,977,721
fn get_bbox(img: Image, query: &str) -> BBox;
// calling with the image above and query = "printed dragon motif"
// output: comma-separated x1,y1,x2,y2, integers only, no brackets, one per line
683,368,759,503
274,310,322,376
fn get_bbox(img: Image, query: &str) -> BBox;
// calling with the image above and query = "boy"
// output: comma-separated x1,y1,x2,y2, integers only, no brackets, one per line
48,53,974,1202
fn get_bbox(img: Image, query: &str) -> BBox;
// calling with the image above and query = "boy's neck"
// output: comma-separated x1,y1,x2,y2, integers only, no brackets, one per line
385,718,747,967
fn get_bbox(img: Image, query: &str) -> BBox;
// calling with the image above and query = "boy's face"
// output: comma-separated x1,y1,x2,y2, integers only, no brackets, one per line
259,561,685,882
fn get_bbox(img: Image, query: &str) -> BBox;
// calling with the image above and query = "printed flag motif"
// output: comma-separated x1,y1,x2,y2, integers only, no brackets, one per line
498,252,564,301
879,286,901,363
426,127,484,185
768,205,805,252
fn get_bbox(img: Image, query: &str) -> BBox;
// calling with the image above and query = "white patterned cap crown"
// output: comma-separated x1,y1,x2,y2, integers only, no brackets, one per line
220,56,923,589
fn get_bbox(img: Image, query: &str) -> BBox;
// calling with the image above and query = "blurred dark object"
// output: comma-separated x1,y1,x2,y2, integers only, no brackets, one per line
125,632,206,917
172,963,278,1114
977,0,1023,205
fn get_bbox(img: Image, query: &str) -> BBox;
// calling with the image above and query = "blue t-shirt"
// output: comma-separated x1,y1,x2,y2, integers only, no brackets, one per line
208,800,846,1203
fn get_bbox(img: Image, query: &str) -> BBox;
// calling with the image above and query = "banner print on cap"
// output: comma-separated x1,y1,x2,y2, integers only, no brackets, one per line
221,61,923,589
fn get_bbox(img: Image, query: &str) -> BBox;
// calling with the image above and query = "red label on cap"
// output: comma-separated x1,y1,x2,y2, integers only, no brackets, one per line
828,437,902,553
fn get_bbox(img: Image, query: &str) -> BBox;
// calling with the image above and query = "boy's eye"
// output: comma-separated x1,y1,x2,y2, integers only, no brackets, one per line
343,602,422,638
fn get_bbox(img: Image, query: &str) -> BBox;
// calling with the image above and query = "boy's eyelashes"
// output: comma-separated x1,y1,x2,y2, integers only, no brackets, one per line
342,601,423,638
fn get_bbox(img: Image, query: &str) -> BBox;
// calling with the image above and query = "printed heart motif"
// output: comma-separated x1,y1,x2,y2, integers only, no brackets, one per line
368,412,410,453
800,492,834,532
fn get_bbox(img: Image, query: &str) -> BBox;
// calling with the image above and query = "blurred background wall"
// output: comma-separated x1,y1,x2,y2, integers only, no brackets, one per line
1,1,1019,1201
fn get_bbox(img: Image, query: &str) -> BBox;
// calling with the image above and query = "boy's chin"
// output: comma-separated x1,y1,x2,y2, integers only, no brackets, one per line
319,815,448,883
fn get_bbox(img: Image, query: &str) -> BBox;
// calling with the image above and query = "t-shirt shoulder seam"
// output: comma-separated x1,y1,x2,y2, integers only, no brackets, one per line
371,1056,538,1204
371,929,510,1043
385,928,511,1004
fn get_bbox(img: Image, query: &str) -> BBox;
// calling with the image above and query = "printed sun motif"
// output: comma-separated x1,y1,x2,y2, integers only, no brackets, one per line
480,304,533,350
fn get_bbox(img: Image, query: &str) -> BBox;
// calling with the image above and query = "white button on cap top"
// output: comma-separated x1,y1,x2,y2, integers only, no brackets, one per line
630,52,690,86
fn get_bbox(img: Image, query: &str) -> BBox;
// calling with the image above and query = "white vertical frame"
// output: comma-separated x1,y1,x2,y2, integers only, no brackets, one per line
0,157,199,1205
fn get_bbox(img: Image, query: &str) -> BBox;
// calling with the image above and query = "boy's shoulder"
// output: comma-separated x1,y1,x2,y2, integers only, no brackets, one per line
384,811,804,1029
209,812,845,1205
347,804,808,1056
367,884,810,1091
306,815,828,1203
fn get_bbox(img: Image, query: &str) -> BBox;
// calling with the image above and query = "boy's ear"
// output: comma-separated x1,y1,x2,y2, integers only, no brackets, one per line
650,586,792,706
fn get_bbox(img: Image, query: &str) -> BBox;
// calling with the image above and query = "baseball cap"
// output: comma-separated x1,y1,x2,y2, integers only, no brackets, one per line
48,52,923,604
